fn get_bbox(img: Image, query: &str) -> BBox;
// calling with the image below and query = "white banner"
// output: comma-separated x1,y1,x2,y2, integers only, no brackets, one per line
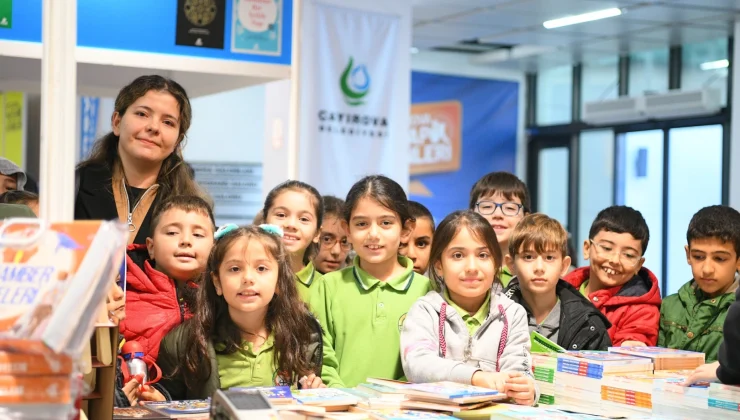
298,3,409,198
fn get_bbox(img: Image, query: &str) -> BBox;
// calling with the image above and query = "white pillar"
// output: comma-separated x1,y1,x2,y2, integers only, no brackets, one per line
286,0,303,180
39,0,77,221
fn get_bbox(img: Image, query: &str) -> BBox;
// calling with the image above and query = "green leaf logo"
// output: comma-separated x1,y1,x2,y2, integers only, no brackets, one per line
340,57,371,106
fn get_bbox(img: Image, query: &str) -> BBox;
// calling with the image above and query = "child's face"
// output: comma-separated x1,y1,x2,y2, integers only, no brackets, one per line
348,197,413,266
213,237,278,316
399,216,433,275
583,230,644,289
434,226,496,307
113,90,181,166
474,192,524,253
147,208,214,281
313,214,351,274
686,237,740,298
0,174,17,193
266,190,320,259
506,246,570,296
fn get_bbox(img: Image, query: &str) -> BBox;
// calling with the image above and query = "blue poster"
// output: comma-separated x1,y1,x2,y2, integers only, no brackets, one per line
231,0,281,56
410,71,519,224
79,96,99,162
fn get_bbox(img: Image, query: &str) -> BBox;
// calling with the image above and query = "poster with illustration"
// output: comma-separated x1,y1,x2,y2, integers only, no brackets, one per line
231,0,281,55
410,72,519,224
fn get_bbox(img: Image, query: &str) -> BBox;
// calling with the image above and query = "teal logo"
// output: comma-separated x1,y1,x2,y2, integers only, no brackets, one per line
340,57,370,106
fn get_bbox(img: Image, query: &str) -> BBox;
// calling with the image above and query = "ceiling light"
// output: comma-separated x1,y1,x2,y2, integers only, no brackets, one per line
410,47,420,54
543,8,622,29
700,59,729,71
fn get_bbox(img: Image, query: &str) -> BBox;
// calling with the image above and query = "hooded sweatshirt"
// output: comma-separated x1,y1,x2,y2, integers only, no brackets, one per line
0,158,26,190
564,266,661,346
400,289,538,404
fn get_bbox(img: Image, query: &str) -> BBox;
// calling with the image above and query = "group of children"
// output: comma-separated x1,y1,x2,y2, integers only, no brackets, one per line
100,168,740,408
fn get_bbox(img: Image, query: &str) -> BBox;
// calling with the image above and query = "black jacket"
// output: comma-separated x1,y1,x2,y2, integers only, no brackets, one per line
717,287,740,384
74,163,159,245
505,278,612,351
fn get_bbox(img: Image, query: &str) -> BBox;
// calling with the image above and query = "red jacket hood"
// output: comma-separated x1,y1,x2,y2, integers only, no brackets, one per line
564,266,661,308
126,243,172,294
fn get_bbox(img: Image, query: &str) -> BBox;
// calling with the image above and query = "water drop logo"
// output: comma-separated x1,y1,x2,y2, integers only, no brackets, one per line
340,57,371,106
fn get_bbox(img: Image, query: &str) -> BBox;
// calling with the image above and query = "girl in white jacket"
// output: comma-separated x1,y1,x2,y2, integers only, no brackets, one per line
400,210,537,406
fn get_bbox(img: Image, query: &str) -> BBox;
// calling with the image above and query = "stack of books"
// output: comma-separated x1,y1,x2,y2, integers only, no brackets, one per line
553,351,653,416
531,353,557,405
293,388,362,412
600,373,664,416
140,400,210,419
399,382,507,413
608,346,705,370
708,383,740,418
652,378,711,420
0,220,127,420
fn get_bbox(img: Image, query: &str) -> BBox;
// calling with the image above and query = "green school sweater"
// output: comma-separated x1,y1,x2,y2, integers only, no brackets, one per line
310,256,432,388
296,261,322,303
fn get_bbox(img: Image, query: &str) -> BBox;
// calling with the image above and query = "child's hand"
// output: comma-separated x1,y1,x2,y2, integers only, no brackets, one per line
504,372,536,406
122,378,140,406
682,361,719,386
138,385,166,402
299,373,327,389
471,371,510,392
620,340,647,347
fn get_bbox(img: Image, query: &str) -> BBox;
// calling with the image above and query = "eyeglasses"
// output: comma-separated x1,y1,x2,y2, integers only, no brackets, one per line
474,201,524,217
589,240,641,268
320,234,352,251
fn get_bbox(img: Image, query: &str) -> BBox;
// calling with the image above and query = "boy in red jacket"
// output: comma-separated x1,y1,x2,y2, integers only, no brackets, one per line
120,195,215,365
564,206,661,346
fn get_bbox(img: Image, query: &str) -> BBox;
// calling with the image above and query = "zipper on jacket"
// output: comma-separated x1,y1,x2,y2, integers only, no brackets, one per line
122,177,156,232
176,283,185,323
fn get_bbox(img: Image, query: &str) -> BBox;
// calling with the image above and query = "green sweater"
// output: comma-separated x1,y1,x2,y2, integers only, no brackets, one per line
309,256,431,388
296,261,322,303
658,279,737,363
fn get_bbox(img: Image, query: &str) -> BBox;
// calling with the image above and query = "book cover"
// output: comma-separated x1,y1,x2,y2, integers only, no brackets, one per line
608,346,706,359
144,399,210,416
368,410,458,419
558,351,652,365
113,406,169,419
231,385,293,402
293,388,360,406
0,350,72,375
0,374,71,404
530,331,565,354
0,220,127,356
406,382,500,399
366,377,411,390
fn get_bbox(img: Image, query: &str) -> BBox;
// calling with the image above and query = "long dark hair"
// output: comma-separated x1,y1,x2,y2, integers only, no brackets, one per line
263,180,323,263
427,210,502,292
178,225,316,389
77,75,208,202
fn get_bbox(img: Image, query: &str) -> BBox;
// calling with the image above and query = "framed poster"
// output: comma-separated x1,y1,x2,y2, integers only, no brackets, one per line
175,0,226,49
231,0,282,56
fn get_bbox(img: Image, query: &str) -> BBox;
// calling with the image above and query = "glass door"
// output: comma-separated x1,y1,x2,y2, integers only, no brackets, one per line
615,129,665,282
527,135,572,230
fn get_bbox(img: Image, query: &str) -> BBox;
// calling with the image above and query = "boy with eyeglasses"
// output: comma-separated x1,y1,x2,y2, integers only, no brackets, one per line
312,196,352,274
564,206,661,347
469,171,530,287
659,206,740,364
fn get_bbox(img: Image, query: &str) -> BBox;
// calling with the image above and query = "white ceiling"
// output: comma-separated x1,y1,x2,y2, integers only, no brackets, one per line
412,0,740,71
